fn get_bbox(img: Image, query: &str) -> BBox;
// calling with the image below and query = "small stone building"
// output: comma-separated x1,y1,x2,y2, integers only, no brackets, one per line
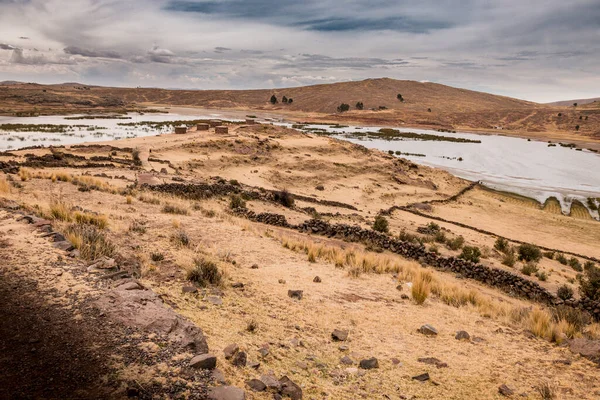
196,123,209,131
215,126,229,134
174,126,187,134
209,119,221,127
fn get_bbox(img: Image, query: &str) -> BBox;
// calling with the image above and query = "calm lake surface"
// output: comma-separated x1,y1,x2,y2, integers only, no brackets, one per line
1,113,598,217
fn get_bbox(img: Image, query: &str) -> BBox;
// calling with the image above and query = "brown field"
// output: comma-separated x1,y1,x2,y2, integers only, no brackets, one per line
2,78,600,140
1,121,600,399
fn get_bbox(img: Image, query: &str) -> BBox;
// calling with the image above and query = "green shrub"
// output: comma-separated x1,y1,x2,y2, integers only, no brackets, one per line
151,252,165,262
429,244,439,254
372,215,389,233
434,231,446,243
502,250,516,267
518,243,542,263
584,261,596,271
171,230,190,247
132,148,142,166
426,222,440,232
556,253,568,265
578,263,600,300
162,204,189,215
543,251,555,259
446,236,464,250
521,262,538,276
337,103,350,112
568,257,582,272
552,305,591,331
494,237,509,253
229,194,246,209
536,271,548,281
557,285,574,300
459,246,481,263
187,257,222,287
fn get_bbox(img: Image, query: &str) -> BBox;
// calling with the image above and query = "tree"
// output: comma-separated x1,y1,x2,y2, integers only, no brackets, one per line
576,125,580,131
282,96,288,103
427,108,432,112
573,102,578,107
372,215,389,233
397,94,404,102
356,102,364,110
337,103,350,112
517,243,542,262
288,98,293,104
270,95,278,104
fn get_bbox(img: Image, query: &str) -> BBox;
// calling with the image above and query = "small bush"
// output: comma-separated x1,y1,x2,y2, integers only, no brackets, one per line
568,257,582,272
556,253,568,265
502,249,516,267
171,230,190,247
428,244,439,254
0,175,11,193
521,262,539,276
337,103,350,112
518,243,542,263
64,224,115,261
552,305,591,331
50,201,72,222
543,251,555,259
73,212,108,229
535,381,556,400
446,236,464,250
229,179,239,186
139,194,160,205
433,231,446,243
186,257,222,287
411,271,432,305
126,195,133,205
578,263,600,300
536,270,548,281
132,148,142,166
372,215,389,233
584,261,595,271
459,246,481,263
246,319,259,333
273,189,294,208
129,220,146,234
557,285,574,300
162,204,188,215
229,194,246,209
494,237,509,253
151,252,165,262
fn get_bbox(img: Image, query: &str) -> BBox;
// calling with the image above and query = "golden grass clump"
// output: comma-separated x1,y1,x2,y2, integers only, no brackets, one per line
19,168,32,182
162,203,189,215
0,175,11,194
73,212,108,229
49,200,73,222
64,224,115,261
411,270,432,305
139,193,161,205
126,195,133,205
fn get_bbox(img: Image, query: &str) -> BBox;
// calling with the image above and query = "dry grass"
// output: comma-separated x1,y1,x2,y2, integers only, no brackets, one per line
49,200,72,222
64,224,115,261
126,195,133,205
0,175,11,194
186,256,222,287
19,168,32,181
139,193,161,205
49,200,108,228
162,203,189,215
73,212,108,229
274,232,594,344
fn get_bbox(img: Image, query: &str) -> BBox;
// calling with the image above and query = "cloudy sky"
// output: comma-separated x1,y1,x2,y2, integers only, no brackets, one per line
0,0,598,102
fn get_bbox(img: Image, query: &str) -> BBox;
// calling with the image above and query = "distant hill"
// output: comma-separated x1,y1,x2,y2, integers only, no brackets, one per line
547,97,600,107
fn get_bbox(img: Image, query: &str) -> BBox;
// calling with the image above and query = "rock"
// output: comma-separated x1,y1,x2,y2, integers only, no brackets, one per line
569,338,600,364
182,285,198,294
400,294,410,300
207,296,223,305
231,282,244,289
88,257,116,269
279,376,303,400
418,357,448,368
391,358,401,366
53,241,74,252
396,284,403,291
68,249,80,258
260,374,281,391
295,361,308,370
340,356,353,365
224,343,239,359
455,331,471,341
418,324,438,336
251,264,259,269
211,369,227,384
258,347,270,357
248,360,260,369
359,358,379,369
126,387,139,397
117,281,142,291
232,351,247,367
338,345,349,351
498,384,514,397
412,373,430,382
246,379,266,392
288,290,303,300
331,329,349,342
313,276,321,283
278,279,286,284
208,386,246,400
190,354,217,370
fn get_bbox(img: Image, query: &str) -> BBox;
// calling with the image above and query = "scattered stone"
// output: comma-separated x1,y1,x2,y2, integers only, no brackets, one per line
224,343,239,359
208,386,246,400
190,354,217,370
400,294,410,300
418,324,438,336
412,373,430,382
391,358,401,366
53,241,74,252
211,369,227,384
359,358,379,369
88,257,116,270
396,284,403,291
340,356,353,365
498,384,514,397
279,376,303,400
248,360,260,369
295,361,308,370
455,331,470,341
338,345,349,351
118,281,142,291
127,387,140,397
278,279,286,284
232,351,247,367
259,374,281,391
258,347,270,357
288,290,303,300
418,357,448,368
207,296,223,305
182,285,198,294
246,379,266,392
313,276,321,283
331,329,349,342
231,282,244,289
251,264,259,269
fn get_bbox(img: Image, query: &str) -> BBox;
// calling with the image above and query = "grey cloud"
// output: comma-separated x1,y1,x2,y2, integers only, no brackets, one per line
64,46,122,59
0,43,18,50
9,48,76,65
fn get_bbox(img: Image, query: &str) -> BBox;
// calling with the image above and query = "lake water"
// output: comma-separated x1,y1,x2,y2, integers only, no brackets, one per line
1,113,598,218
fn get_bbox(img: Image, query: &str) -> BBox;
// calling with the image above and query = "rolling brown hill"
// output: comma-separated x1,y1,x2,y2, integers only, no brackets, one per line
547,97,600,107
1,78,600,138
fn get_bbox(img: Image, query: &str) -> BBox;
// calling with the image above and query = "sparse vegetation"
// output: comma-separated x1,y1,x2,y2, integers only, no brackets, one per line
162,203,189,215
411,270,431,305
568,257,582,272
372,215,389,233
229,194,246,209
446,235,464,250
459,246,481,263
502,249,516,267
132,148,142,165
171,230,190,247
151,252,165,262
0,175,10,193
397,93,404,102
64,224,115,261
270,95,277,104
557,284,574,300
556,253,568,265
521,262,538,276
337,103,350,112
578,262,600,300
355,102,364,110
186,257,222,287
273,189,294,208
129,220,146,234
494,237,509,253
517,243,542,263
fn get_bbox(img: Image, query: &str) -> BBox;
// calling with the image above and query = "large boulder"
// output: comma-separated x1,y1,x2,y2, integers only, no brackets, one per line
190,354,217,370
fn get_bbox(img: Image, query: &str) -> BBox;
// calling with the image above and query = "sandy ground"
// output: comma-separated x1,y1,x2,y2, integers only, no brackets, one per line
1,122,600,399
